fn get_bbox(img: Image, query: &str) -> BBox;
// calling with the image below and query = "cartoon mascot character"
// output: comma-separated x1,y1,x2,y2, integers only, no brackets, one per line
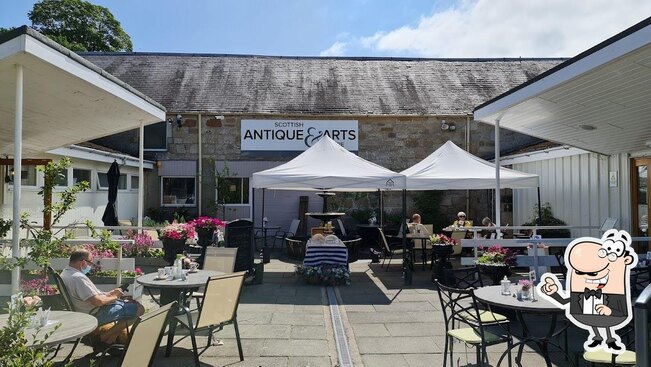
537,229,637,354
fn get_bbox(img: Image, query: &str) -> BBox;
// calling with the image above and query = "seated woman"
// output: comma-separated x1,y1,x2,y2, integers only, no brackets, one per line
480,217,497,239
452,211,472,229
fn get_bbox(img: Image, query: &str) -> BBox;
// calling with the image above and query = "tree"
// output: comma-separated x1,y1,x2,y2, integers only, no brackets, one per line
27,0,132,52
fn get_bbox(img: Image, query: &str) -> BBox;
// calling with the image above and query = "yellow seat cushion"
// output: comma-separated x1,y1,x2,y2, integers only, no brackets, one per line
459,310,508,324
583,350,635,365
447,327,503,344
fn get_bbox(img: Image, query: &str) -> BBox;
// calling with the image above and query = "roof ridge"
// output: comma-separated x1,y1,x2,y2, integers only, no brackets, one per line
79,52,568,62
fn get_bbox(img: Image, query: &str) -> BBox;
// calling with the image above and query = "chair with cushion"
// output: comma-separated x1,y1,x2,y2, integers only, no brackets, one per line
582,326,636,366
99,302,176,366
273,219,300,249
166,272,247,367
435,281,512,367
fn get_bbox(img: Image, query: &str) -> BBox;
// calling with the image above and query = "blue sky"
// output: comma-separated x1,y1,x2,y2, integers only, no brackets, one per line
1,0,649,58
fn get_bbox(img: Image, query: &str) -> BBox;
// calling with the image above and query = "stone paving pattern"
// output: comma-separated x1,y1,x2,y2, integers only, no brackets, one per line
42,257,590,366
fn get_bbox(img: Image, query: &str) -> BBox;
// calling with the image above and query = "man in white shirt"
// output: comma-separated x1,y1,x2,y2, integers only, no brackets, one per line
60,249,144,345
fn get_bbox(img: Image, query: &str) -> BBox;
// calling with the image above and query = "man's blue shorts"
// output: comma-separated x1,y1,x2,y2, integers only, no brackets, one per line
94,299,139,325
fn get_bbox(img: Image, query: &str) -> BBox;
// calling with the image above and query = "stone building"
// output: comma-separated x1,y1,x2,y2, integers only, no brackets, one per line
82,53,563,231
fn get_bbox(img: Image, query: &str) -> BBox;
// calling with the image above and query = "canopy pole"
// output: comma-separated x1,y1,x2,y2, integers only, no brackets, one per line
402,189,411,285
138,121,144,232
379,190,384,227
12,64,24,294
495,118,501,229
262,188,266,224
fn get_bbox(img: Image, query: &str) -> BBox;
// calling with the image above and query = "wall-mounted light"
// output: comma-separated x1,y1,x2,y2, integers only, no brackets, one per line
214,115,225,120
167,114,183,128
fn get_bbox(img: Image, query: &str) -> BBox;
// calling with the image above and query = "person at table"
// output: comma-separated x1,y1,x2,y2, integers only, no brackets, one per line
408,214,429,236
452,211,472,229
60,249,145,346
480,217,497,239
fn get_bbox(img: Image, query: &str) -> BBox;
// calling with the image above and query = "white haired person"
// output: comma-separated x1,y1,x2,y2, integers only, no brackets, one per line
452,211,471,229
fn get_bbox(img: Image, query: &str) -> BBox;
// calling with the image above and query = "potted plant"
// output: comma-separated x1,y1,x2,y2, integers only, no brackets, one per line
121,230,166,272
429,233,457,256
19,277,64,310
475,245,517,285
188,216,225,246
295,264,350,286
518,279,533,300
159,221,195,264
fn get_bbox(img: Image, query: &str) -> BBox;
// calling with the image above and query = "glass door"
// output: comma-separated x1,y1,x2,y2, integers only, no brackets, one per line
632,158,650,248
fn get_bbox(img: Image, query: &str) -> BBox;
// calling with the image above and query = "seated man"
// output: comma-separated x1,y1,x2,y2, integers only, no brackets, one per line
60,249,145,346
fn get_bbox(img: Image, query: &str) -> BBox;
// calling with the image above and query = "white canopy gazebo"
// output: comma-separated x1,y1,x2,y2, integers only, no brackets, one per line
252,136,406,191
1,26,166,292
401,140,539,190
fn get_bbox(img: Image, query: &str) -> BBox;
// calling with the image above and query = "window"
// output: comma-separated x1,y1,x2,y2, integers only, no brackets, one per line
72,169,91,186
97,172,108,189
161,177,195,206
131,176,139,190
53,168,68,187
97,172,127,190
118,174,127,190
7,165,37,187
144,122,168,151
217,177,249,205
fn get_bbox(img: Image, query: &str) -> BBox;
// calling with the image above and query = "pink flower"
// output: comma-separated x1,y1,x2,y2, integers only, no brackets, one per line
189,217,225,230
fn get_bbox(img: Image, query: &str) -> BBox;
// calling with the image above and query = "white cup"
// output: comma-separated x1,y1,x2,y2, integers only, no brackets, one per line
157,268,166,279
189,262,199,272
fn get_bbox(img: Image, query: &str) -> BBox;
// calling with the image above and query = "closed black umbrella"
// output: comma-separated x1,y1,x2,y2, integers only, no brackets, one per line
101,161,120,226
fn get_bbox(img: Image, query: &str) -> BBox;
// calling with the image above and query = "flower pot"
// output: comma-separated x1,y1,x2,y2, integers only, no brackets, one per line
432,245,455,256
161,238,187,264
477,264,511,285
196,228,214,247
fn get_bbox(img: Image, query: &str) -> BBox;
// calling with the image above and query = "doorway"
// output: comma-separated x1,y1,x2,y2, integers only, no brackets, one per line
631,158,650,246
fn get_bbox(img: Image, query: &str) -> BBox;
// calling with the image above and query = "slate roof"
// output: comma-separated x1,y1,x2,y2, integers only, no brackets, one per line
81,53,564,116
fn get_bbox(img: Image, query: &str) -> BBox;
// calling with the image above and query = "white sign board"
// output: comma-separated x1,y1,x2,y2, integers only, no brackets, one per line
241,119,358,152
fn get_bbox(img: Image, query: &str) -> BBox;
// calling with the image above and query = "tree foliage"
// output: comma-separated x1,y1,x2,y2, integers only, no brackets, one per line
28,0,132,52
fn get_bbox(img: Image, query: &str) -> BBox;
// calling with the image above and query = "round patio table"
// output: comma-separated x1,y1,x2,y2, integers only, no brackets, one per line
137,269,223,306
473,285,574,367
0,310,97,346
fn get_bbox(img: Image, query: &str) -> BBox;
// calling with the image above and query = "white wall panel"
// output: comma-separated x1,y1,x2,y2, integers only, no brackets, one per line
512,152,630,237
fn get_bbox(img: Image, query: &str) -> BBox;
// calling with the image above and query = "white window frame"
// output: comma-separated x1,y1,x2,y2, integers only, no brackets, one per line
6,165,39,190
72,168,93,189
130,175,140,191
161,176,196,207
216,176,251,207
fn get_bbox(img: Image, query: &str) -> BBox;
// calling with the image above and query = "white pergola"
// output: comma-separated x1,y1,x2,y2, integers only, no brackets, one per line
0,26,166,292
474,16,651,226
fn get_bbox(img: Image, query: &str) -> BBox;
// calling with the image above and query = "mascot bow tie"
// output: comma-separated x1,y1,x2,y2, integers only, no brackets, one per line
584,288,603,299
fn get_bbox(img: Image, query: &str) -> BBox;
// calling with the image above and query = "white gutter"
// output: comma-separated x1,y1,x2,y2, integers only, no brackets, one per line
48,145,154,169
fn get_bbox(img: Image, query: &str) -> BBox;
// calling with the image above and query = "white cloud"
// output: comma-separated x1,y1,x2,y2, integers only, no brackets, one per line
320,41,348,56
361,0,651,57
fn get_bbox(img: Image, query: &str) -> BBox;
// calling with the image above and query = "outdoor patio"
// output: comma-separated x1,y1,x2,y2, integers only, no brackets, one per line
27,255,589,367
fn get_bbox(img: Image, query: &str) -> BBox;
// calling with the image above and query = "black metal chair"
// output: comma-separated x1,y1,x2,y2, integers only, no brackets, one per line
630,264,650,297
378,228,409,271
342,237,362,263
435,282,513,367
272,219,300,249
443,266,509,325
